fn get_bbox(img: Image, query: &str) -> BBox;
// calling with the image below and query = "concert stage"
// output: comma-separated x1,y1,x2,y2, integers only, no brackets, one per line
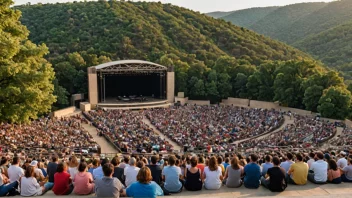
97,97,171,109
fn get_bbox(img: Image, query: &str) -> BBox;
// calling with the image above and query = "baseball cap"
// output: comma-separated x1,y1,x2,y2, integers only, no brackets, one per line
30,160,38,167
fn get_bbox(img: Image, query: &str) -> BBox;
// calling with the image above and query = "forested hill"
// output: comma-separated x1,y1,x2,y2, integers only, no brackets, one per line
206,11,234,18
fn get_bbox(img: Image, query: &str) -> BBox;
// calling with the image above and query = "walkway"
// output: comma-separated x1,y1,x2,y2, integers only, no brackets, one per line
81,122,119,153
235,115,294,144
142,117,182,152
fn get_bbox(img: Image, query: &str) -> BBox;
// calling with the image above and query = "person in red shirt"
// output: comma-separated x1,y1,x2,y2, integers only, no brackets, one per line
52,162,73,195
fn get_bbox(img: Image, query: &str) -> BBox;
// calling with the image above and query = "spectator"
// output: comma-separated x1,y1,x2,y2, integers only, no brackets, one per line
184,156,202,191
93,158,109,180
280,153,294,174
223,158,230,170
327,160,341,184
95,163,124,198
224,156,243,188
203,156,223,190
7,157,24,184
0,158,9,178
45,155,58,190
68,156,79,180
111,157,125,186
126,167,164,198
147,155,162,185
196,156,206,173
119,156,130,169
124,157,140,187
88,159,99,175
163,155,183,193
337,151,347,169
73,162,94,195
261,156,287,192
20,166,46,196
307,152,316,168
29,160,45,182
217,156,225,175
0,169,18,196
308,152,328,184
52,162,73,195
341,158,352,182
38,162,47,178
288,153,308,185
244,154,261,189
261,155,273,177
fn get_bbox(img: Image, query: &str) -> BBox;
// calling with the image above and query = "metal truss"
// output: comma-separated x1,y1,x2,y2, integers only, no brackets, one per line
97,63,167,74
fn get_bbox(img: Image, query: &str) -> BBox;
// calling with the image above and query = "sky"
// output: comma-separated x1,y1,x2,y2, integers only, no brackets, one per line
14,0,334,13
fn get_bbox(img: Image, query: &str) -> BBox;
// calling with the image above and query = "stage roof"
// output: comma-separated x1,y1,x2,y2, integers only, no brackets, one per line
92,60,168,73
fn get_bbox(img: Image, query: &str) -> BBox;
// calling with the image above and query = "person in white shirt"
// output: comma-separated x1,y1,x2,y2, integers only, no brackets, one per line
21,166,47,196
8,157,24,183
203,156,223,190
124,157,140,187
337,151,347,169
307,152,315,168
308,152,328,184
29,161,45,182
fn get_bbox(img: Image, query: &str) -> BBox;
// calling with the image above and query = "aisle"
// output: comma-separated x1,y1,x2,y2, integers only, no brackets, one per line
142,117,182,152
82,123,120,153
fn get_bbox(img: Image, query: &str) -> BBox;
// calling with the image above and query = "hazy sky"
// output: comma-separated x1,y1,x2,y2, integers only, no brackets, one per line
14,0,333,13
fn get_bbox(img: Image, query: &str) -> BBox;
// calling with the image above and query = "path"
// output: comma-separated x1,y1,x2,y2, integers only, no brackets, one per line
235,115,295,144
321,127,343,149
81,122,119,153
142,117,182,152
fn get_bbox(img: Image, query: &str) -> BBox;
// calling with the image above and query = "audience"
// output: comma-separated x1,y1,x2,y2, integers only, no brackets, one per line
327,160,341,184
203,156,223,190
93,158,109,180
147,155,163,185
224,156,243,188
73,162,95,195
124,157,140,187
261,156,287,192
261,155,273,177
341,158,352,182
162,155,183,193
244,154,261,189
20,166,46,196
126,167,164,197
45,156,58,190
52,162,73,195
95,163,124,197
184,156,202,191
111,157,125,186
288,153,308,185
7,157,24,184
0,169,18,196
308,152,328,184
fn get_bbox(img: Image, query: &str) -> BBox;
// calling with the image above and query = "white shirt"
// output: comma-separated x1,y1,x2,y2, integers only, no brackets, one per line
124,166,140,187
337,158,347,169
204,166,222,190
68,167,78,180
307,158,315,168
20,177,42,196
8,165,24,183
310,160,328,182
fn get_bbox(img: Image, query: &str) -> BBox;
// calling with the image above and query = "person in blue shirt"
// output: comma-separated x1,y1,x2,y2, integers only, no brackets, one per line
93,158,109,180
223,158,230,170
244,154,261,188
261,155,273,177
88,159,99,175
126,167,164,198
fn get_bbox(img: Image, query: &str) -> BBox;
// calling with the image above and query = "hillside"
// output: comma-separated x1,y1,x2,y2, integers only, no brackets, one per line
295,20,352,68
206,11,234,18
220,7,278,28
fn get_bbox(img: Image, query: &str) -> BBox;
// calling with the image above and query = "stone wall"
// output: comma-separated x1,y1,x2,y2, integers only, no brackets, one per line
250,100,280,109
175,97,188,105
167,72,175,103
80,102,91,112
87,67,98,107
223,98,249,107
345,119,352,127
52,106,76,118
187,100,210,105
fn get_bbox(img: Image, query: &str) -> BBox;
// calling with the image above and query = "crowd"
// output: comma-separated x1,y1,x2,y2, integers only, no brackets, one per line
145,106,284,152
83,110,174,153
238,115,336,148
329,127,352,147
0,149,352,197
0,115,98,155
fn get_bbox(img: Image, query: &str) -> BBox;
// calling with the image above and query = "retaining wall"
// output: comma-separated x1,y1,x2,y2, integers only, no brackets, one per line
52,106,76,118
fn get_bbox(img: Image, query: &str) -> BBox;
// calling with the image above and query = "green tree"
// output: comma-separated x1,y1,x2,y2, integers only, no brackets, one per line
53,79,69,108
205,81,219,103
318,86,352,119
303,85,324,112
217,73,232,99
233,73,248,98
0,0,56,123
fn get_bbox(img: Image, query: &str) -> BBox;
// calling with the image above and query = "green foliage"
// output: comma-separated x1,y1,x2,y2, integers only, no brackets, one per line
318,86,352,119
0,0,56,123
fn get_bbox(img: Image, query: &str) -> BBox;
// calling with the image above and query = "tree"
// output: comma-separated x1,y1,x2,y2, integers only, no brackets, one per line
303,85,324,112
205,81,219,103
0,0,56,123
318,86,352,119
233,73,248,98
217,73,232,99
53,79,69,108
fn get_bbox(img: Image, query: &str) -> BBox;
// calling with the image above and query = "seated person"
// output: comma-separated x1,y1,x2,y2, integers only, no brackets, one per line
73,162,95,195
288,153,308,185
21,166,47,196
95,163,124,197
224,156,243,188
308,152,328,184
244,154,261,189
147,155,162,186
0,171,18,196
203,156,223,190
327,159,341,184
261,156,287,192
126,167,163,198
184,156,202,191
52,162,73,195
162,155,183,193
340,158,352,182
261,155,273,177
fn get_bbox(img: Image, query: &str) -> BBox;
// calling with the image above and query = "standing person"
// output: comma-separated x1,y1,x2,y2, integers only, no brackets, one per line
93,158,109,180
162,155,183,193
7,157,24,184
340,158,352,182
261,155,273,177
308,152,328,184
261,156,287,192
45,156,58,190
20,166,47,196
184,156,202,191
111,157,125,186
288,153,308,185
244,154,261,189
327,159,341,184
224,156,244,188
124,157,140,187
95,163,124,198
337,151,347,169
203,156,223,190
146,155,162,185
52,162,73,195
126,167,164,198
68,156,79,180
73,162,95,195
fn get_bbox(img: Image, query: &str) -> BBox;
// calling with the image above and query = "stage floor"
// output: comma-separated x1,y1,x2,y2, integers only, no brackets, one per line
97,97,170,109
101,97,165,104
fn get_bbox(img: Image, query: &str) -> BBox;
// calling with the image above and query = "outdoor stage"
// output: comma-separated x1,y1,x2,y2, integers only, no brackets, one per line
97,97,171,109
